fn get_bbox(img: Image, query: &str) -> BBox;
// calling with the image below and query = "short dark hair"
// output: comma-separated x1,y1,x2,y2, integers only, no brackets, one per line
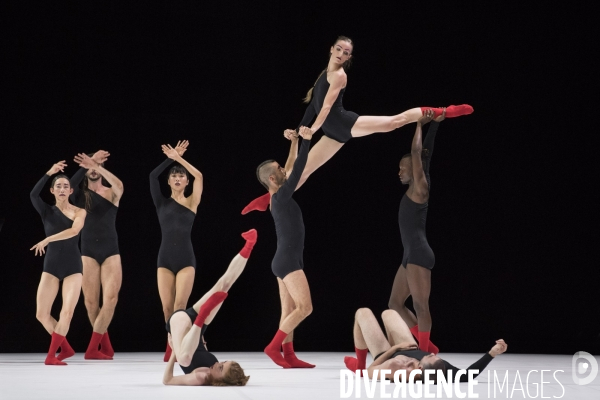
256,159,276,190
169,164,188,177
421,359,447,384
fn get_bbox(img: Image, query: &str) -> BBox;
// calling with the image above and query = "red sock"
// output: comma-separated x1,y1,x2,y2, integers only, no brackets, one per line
282,341,315,368
194,292,228,327
85,332,113,360
56,338,75,361
163,341,172,362
409,324,419,338
264,329,291,368
239,229,257,259
418,331,432,353
344,347,368,375
45,333,67,365
421,104,473,119
100,331,115,357
241,193,271,214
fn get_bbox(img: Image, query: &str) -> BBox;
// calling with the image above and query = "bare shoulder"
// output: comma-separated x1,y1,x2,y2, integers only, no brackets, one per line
75,207,87,217
329,69,347,87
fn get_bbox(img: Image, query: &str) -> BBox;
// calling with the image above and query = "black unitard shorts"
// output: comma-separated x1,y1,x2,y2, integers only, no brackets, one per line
165,307,217,374
297,72,359,143
150,159,197,275
31,175,83,280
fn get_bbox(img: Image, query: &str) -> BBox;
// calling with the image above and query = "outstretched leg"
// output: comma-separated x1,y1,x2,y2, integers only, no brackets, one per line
344,308,391,373
296,136,344,190
406,263,438,354
351,105,473,137
172,230,257,366
46,273,82,365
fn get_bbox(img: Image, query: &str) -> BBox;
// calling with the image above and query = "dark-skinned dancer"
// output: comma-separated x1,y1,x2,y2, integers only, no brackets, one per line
250,126,315,368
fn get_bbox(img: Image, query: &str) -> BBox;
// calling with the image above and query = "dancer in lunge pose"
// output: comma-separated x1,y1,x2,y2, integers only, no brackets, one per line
162,229,256,386
70,150,122,360
250,127,315,368
243,36,472,212
388,110,444,353
344,308,507,381
150,140,203,361
30,161,87,365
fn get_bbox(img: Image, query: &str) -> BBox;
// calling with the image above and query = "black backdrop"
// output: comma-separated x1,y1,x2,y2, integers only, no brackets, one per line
1,2,597,355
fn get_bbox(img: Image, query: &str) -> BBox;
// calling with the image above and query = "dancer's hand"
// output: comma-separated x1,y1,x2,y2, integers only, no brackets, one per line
489,339,508,357
433,108,446,122
91,150,110,164
162,144,181,160
173,140,189,157
30,238,49,256
418,109,434,125
298,126,313,140
74,153,99,169
283,129,298,141
47,161,67,176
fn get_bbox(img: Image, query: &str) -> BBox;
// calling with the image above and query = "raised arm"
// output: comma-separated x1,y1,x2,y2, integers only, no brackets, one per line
149,158,174,208
30,208,87,256
283,130,299,176
421,109,445,176
69,150,109,203
74,153,124,204
161,140,203,208
275,128,312,201
31,161,67,216
445,339,507,382
309,71,345,133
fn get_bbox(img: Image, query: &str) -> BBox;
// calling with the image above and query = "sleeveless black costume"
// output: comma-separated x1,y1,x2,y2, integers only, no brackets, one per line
150,159,197,274
270,139,311,279
30,175,83,280
375,348,494,383
70,168,119,265
165,307,217,374
297,71,359,143
398,121,439,270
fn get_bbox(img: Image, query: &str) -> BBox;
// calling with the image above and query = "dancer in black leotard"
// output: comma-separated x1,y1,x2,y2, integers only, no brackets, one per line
149,140,203,361
389,110,445,354
163,229,256,386
288,35,473,190
30,161,87,365
344,308,507,382
70,150,123,360
253,127,315,369
243,36,472,212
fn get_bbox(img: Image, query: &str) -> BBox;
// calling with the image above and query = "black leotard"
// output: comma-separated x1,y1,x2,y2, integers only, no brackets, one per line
386,348,494,383
398,122,439,270
270,138,311,279
165,308,217,374
30,175,83,280
150,159,196,274
70,168,119,265
297,71,359,143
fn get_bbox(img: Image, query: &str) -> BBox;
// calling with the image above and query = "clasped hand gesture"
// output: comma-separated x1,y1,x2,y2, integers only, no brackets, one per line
298,126,313,140
30,238,49,256
283,129,299,141
47,161,67,176
489,339,508,357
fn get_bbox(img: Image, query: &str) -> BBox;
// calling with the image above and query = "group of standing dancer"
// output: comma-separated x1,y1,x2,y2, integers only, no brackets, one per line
30,35,506,385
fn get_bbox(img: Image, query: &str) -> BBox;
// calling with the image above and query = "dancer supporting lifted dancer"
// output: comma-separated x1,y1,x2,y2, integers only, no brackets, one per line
243,36,473,212
344,308,507,381
30,161,87,365
389,110,444,353
249,126,315,368
163,229,256,386
150,140,204,361
70,150,122,360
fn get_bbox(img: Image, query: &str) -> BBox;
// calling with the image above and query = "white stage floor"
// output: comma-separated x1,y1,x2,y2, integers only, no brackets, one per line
1,352,598,399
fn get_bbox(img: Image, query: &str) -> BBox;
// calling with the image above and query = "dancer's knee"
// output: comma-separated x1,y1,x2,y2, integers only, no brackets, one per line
84,298,100,314
58,309,74,324
381,309,398,321
103,293,119,310
355,307,372,319
36,310,51,325
412,299,430,316
298,302,313,318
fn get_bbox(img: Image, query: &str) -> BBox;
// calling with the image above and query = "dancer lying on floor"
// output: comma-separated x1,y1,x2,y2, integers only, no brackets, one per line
162,229,257,386
345,308,507,382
